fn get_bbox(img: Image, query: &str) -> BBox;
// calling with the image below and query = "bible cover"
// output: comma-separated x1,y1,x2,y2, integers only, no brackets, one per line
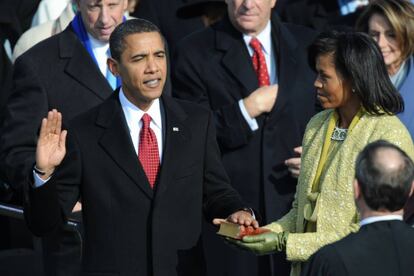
217,221,270,239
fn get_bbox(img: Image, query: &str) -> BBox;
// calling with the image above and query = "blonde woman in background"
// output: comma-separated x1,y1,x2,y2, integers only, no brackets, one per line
356,0,414,139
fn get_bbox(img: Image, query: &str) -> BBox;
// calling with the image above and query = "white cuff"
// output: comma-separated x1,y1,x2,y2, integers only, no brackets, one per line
238,99,259,131
244,207,256,220
32,171,50,188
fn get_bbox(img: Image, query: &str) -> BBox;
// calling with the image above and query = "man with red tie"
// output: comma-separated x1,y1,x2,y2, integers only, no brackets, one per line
172,0,318,275
24,18,257,276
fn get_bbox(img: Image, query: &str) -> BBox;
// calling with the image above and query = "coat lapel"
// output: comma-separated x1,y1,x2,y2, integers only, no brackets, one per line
268,15,299,120
154,96,190,198
301,111,331,195
215,19,258,97
97,92,154,199
295,110,331,232
59,26,113,101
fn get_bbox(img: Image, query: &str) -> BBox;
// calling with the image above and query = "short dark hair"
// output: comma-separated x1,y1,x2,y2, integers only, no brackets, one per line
356,0,414,61
109,18,164,61
355,140,414,211
309,30,404,115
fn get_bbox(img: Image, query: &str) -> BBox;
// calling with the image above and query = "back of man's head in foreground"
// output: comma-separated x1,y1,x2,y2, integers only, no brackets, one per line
355,140,414,212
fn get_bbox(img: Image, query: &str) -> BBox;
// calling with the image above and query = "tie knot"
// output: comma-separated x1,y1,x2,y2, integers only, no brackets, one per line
141,113,152,128
249,37,262,52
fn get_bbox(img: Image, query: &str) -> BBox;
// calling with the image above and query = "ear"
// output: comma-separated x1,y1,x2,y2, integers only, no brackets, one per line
353,179,361,201
409,181,414,197
123,0,128,11
107,57,120,77
270,0,277,8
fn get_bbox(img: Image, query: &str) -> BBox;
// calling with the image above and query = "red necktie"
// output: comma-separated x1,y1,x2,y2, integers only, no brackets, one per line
249,37,270,87
138,114,160,188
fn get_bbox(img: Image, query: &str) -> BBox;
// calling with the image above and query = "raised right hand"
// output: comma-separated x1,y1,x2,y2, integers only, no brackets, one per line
35,109,67,179
243,84,278,118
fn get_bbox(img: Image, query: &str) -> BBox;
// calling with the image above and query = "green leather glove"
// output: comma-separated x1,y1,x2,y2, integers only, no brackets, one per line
231,231,289,255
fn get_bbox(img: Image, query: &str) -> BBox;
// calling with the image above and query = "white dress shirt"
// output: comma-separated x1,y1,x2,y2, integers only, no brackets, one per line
242,21,277,85
119,88,163,160
360,214,403,227
238,21,277,131
88,33,110,77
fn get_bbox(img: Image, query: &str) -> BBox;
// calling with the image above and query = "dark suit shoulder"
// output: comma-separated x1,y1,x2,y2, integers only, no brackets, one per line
302,244,347,276
310,221,414,276
177,15,318,51
162,95,214,129
175,26,215,53
14,34,60,73
382,220,414,246
320,225,374,256
280,22,319,44
166,95,211,115
332,220,414,250
175,16,250,58
16,26,75,63
68,93,115,128
66,106,101,136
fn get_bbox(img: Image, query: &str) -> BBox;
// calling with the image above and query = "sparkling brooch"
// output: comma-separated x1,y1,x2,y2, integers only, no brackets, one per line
331,126,348,141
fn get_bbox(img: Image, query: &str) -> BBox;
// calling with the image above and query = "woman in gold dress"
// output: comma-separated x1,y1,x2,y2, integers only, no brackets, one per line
232,30,414,276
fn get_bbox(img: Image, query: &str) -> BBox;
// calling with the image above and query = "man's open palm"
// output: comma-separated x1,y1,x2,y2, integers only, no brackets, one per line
36,109,67,178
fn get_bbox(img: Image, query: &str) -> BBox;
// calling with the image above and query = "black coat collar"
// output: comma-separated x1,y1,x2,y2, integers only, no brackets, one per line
59,26,113,100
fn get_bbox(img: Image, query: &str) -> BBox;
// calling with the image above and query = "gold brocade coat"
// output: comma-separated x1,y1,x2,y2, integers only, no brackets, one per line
264,109,414,276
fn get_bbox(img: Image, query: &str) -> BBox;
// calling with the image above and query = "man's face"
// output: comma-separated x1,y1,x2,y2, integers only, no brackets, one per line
225,0,276,36
109,32,167,111
77,0,127,42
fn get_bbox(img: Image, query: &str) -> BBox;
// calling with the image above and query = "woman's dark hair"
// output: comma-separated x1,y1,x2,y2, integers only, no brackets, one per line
309,30,403,115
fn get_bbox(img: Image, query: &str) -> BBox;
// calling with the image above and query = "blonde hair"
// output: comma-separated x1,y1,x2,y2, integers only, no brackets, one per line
356,0,414,61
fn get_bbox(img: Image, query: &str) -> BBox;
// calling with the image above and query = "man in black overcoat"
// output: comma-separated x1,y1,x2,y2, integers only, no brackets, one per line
172,0,319,275
25,18,257,276
0,1,129,275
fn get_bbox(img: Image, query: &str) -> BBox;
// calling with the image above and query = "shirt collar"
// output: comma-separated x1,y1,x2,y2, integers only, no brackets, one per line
360,215,403,227
119,88,162,130
243,21,272,56
87,33,109,52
